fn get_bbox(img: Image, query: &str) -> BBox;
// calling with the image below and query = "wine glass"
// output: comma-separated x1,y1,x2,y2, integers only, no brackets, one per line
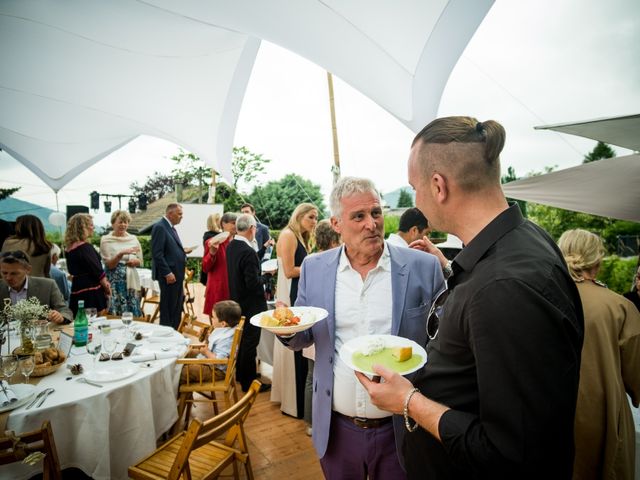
86,308,98,324
121,311,133,339
102,335,117,360
1,355,18,385
19,355,35,385
86,333,102,366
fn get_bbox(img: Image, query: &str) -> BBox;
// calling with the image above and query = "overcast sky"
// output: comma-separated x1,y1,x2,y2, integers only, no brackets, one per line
1,0,638,228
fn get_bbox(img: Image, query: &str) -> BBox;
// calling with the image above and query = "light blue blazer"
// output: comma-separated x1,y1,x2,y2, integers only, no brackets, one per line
282,243,444,463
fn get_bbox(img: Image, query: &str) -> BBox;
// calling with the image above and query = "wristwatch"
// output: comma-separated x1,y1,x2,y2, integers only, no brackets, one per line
442,260,453,280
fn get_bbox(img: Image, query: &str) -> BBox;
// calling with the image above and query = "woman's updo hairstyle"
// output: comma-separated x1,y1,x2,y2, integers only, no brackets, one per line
558,229,606,281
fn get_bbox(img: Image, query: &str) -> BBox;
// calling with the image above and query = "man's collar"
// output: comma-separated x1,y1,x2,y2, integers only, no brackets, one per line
338,242,391,273
163,216,173,227
9,276,29,294
453,203,524,274
235,234,254,248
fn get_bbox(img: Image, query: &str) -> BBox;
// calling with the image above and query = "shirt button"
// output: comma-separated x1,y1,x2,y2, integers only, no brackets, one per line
329,357,333,364
326,389,331,396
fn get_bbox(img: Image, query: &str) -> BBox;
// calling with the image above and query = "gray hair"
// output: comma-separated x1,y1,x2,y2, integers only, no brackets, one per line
235,213,256,233
330,177,381,218
50,243,61,259
221,212,237,225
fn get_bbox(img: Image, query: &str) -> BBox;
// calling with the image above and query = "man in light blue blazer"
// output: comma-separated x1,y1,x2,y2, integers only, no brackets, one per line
280,177,444,479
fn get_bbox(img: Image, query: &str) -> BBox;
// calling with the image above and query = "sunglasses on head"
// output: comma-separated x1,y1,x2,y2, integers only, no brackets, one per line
0,251,29,262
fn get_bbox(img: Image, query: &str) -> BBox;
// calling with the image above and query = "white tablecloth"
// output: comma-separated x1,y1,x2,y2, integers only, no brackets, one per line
0,322,187,480
138,268,159,294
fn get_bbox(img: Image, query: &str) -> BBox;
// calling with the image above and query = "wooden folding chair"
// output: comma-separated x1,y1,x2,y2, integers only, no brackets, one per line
0,420,61,480
140,286,161,322
129,380,260,480
172,318,245,434
177,313,212,343
183,268,196,317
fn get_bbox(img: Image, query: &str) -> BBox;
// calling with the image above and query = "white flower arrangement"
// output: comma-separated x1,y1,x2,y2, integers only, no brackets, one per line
2,297,50,323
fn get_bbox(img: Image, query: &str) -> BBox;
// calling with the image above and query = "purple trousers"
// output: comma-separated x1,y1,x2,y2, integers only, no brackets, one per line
320,412,406,480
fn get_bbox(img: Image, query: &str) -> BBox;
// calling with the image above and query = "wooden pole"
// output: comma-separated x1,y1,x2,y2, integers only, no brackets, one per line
327,72,341,185
208,168,217,204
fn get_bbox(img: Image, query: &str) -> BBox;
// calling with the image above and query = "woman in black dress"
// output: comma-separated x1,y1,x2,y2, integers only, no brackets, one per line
65,213,111,316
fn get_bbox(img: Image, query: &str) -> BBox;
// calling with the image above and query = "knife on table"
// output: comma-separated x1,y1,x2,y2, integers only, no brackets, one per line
25,389,49,410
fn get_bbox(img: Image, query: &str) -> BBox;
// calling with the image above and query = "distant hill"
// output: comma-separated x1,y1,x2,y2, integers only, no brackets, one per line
381,186,415,208
0,198,57,231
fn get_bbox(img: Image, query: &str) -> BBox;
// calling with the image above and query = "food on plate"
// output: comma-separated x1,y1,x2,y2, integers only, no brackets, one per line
260,306,302,327
391,346,413,362
361,337,385,356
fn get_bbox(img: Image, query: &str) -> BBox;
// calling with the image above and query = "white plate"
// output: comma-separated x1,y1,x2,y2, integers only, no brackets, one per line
338,334,427,376
0,384,37,413
85,363,139,383
210,231,230,244
261,259,278,273
250,306,329,335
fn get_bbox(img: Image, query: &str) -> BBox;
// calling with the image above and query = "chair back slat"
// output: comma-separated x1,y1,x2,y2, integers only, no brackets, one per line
167,419,203,480
0,421,61,479
223,317,245,384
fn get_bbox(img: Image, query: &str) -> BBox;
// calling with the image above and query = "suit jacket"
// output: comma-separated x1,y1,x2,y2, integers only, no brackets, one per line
255,221,271,260
0,277,73,323
226,238,269,319
151,218,186,283
282,243,444,462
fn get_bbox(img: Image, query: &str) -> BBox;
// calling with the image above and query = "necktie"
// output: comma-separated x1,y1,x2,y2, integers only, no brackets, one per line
171,226,182,246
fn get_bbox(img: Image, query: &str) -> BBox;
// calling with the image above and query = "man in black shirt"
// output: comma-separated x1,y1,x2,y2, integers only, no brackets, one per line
358,116,584,479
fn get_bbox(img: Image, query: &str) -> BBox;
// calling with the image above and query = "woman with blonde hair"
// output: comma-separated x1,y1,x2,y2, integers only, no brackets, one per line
100,210,143,316
558,228,640,479
1,214,52,277
272,202,318,418
65,213,111,315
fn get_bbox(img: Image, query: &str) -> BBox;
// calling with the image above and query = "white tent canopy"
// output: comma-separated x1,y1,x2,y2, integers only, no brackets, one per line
503,113,640,222
502,153,640,223
0,0,492,191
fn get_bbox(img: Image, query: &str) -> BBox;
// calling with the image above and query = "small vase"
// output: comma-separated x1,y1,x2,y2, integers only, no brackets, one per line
20,319,35,354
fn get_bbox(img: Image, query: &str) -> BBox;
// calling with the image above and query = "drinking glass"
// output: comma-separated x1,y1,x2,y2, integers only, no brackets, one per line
86,333,102,366
102,336,117,359
1,355,18,384
121,311,133,339
86,308,98,323
19,355,35,384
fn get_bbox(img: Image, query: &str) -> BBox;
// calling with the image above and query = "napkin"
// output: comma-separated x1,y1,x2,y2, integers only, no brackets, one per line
130,352,179,362
150,327,173,337
146,336,189,345
0,380,18,407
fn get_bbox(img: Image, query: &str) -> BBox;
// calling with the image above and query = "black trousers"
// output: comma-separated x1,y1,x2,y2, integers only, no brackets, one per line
158,276,184,329
236,322,261,391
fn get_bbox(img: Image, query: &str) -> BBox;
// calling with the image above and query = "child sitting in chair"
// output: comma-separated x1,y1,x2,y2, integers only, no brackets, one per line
180,300,241,383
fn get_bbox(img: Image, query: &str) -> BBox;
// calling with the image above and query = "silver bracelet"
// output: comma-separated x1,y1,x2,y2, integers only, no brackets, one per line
403,387,420,432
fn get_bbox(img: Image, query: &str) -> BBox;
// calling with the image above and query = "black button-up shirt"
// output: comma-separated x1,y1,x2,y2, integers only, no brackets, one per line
405,204,584,479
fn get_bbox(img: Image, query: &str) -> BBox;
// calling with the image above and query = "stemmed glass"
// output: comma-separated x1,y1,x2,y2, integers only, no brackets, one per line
121,311,133,340
86,333,102,366
86,308,98,324
102,335,117,360
1,355,18,384
19,355,35,385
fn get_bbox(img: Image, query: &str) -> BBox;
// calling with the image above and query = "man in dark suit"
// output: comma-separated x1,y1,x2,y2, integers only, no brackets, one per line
151,203,187,329
240,203,273,261
0,250,73,323
226,213,273,392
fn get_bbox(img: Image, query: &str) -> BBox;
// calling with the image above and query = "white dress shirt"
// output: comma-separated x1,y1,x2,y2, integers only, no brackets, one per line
9,277,29,305
386,233,408,248
332,244,393,418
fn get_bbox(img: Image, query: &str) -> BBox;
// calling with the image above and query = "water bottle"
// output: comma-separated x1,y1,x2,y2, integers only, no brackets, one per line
74,300,89,346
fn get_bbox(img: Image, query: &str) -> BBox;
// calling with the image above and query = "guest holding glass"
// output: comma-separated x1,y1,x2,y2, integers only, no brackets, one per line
558,229,640,479
202,213,237,321
1,214,52,278
65,213,111,316
271,203,318,418
100,210,143,316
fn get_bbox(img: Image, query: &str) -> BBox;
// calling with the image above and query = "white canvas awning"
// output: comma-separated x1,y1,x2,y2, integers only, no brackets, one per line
535,114,640,152
0,0,493,191
502,153,640,223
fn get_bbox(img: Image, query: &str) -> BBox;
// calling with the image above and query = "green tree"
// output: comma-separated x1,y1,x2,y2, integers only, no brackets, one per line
171,149,211,203
214,183,245,213
500,166,527,217
397,189,414,208
247,174,326,229
129,172,174,204
231,146,271,192
583,141,615,163
0,187,20,200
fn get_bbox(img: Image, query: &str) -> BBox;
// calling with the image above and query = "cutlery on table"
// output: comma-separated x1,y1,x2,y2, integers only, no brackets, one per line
76,377,103,388
36,388,55,408
25,388,53,410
